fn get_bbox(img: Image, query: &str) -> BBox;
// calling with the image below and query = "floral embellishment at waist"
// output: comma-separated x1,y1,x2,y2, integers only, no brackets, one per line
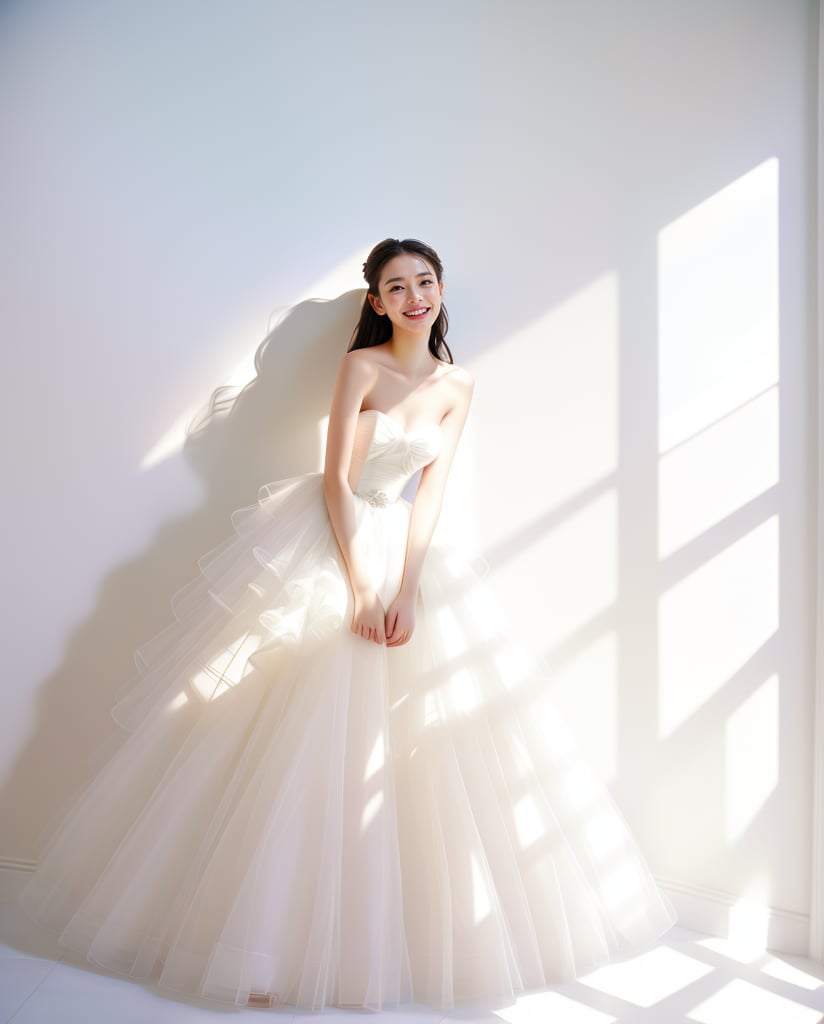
363,489,391,508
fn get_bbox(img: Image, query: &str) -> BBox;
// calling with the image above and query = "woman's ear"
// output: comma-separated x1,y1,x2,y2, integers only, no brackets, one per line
367,292,385,315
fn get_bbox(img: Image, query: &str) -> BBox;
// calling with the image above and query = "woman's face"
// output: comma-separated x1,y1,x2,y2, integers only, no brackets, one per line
368,252,444,335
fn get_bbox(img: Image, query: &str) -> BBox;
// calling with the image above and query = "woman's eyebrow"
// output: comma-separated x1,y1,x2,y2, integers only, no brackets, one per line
383,272,433,284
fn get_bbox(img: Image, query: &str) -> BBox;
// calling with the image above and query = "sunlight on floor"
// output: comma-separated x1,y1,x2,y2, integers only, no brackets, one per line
761,956,824,992
699,932,766,967
688,978,823,1024
495,989,617,1023
581,945,713,1007
4,899,824,1024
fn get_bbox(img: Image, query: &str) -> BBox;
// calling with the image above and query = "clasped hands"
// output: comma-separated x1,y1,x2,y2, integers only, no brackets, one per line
351,587,415,647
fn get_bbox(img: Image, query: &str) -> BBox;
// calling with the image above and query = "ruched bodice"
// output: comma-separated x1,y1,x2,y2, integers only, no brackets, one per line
354,409,443,507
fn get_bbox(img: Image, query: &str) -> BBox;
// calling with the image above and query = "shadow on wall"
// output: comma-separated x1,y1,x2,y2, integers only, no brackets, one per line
4,288,365,856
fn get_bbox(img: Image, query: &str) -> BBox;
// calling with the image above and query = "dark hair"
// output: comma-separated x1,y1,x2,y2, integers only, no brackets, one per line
348,237,453,363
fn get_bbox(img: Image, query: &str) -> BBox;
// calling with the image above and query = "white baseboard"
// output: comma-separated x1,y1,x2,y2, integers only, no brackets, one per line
0,859,810,959
0,858,36,902
656,875,810,957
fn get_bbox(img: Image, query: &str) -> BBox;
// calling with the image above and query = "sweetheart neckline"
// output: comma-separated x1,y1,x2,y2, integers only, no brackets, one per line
359,408,442,437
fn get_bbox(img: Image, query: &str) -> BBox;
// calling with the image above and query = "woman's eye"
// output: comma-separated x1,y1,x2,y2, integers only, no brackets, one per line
389,285,403,292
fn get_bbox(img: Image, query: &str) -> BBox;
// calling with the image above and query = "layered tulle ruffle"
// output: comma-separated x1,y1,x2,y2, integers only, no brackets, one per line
19,470,675,1011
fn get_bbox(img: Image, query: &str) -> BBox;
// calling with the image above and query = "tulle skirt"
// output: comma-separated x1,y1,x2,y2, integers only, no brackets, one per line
18,471,676,1010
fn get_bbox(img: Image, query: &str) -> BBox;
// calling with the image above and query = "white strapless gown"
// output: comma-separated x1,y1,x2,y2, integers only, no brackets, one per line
18,409,675,1011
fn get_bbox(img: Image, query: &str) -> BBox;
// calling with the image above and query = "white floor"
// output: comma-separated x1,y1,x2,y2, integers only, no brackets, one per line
2,900,824,1024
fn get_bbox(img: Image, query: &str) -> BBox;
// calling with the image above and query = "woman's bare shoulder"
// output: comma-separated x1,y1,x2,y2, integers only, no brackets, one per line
448,361,474,385
338,346,384,381
435,361,473,421
441,360,474,395
344,344,390,365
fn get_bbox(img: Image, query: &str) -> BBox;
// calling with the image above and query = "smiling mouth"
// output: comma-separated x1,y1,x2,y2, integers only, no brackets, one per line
403,307,430,319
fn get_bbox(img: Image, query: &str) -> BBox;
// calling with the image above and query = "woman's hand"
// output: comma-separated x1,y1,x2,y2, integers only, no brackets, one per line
352,588,386,645
385,589,417,647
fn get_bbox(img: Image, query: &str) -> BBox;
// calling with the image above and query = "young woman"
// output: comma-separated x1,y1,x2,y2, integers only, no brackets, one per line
18,238,675,1012
324,238,473,650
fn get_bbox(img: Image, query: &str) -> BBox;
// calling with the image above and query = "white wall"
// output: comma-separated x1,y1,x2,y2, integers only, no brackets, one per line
1,0,818,949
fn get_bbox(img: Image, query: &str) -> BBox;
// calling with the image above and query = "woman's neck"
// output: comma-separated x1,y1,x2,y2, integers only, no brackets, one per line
385,333,438,377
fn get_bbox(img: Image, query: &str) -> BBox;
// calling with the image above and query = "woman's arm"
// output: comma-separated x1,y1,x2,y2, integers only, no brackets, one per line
385,369,474,647
323,352,387,645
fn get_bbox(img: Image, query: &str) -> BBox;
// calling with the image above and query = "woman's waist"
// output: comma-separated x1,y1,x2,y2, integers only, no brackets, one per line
352,472,414,508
